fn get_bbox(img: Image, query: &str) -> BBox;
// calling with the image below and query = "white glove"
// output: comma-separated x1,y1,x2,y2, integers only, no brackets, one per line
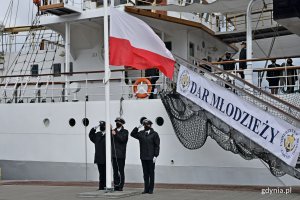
102,131,106,136
137,124,143,129
93,125,99,130
153,157,157,163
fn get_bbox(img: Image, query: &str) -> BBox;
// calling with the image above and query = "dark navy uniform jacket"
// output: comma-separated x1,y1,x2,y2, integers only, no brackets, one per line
112,127,128,159
131,127,160,160
89,128,106,164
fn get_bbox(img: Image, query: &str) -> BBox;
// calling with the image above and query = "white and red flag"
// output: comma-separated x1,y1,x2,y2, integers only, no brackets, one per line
109,8,175,79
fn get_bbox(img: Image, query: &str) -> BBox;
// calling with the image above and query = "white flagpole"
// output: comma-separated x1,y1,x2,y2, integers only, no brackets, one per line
104,0,112,190
245,0,256,85
65,22,70,102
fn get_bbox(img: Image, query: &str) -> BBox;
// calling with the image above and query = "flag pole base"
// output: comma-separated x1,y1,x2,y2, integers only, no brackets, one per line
104,187,114,193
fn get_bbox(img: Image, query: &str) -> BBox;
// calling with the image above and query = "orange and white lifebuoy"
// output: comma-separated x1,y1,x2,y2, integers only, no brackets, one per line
133,78,152,99
33,0,41,5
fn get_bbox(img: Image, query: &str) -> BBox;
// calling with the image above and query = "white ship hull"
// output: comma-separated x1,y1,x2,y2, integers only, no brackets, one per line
0,100,299,186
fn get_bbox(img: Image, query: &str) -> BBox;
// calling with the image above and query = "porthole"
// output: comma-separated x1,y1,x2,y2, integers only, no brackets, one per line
140,117,147,125
69,118,76,127
156,117,164,126
82,118,89,127
43,118,50,127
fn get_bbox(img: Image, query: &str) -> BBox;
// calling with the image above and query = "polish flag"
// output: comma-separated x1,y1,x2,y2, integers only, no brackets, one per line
109,8,175,79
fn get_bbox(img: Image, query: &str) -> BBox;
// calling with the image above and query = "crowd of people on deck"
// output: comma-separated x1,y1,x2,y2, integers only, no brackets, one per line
218,41,299,95
125,45,298,98
89,117,160,194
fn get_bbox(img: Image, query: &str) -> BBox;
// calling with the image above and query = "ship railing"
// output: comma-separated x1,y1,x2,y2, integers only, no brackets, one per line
132,1,276,33
0,69,166,104
131,2,220,33
40,0,82,9
207,56,300,94
39,0,133,11
185,55,300,127
1,31,62,53
223,7,276,32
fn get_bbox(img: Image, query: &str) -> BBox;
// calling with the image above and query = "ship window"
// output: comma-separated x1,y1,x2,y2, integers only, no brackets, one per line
31,64,39,76
69,118,76,127
64,62,73,76
82,118,89,127
165,42,172,51
207,56,212,62
205,13,210,22
69,62,73,75
140,117,147,125
189,42,195,57
202,41,206,48
53,63,61,77
156,117,164,126
43,118,50,127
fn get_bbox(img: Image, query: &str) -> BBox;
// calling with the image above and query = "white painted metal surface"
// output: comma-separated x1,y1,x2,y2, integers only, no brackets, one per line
0,100,299,185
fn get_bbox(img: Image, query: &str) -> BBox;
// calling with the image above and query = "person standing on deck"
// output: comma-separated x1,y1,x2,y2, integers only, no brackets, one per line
89,121,107,190
266,59,281,94
222,52,235,71
239,41,247,79
284,58,297,93
145,68,160,99
222,52,236,89
111,117,128,191
131,119,160,194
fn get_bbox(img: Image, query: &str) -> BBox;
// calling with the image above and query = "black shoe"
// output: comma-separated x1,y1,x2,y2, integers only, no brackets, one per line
114,188,123,191
142,191,148,194
98,187,105,190
148,191,153,194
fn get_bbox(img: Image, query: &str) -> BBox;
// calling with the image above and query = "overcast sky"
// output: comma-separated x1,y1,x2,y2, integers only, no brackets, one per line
0,0,35,26
0,0,83,27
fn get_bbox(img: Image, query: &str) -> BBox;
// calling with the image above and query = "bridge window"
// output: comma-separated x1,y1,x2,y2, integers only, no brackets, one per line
65,62,73,76
69,118,76,127
53,63,61,77
82,118,89,127
207,56,212,62
156,117,164,126
189,42,195,57
31,64,39,76
165,41,172,51
69,62,73,75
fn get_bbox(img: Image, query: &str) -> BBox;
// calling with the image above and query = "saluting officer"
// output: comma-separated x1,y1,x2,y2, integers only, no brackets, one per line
111,117,129,191
131,119,160,194
89,121,106,190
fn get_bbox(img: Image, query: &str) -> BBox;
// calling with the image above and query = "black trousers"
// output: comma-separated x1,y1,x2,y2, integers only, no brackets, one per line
141,160,155,192
239,71,245,79
239,63,246,79
97,163,106,190
112,158,125,190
